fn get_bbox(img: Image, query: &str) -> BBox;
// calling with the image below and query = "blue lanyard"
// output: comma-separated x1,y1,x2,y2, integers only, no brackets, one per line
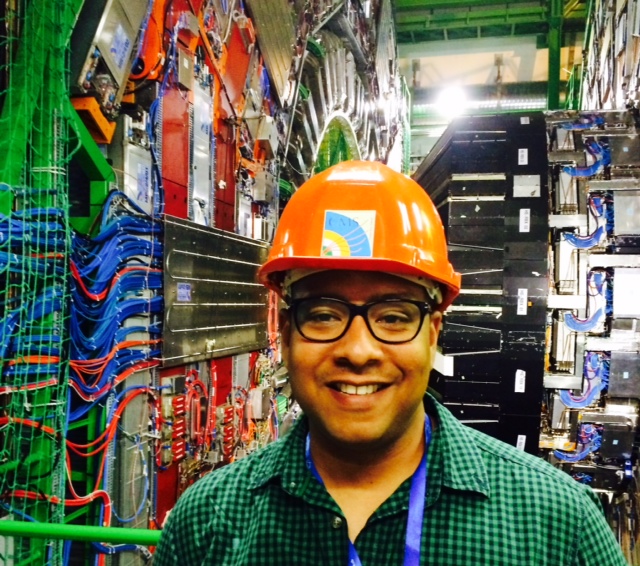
305,416,432,566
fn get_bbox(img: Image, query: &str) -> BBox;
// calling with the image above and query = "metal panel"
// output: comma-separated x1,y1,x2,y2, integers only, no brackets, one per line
613,268,640,317
191,81,214,225
605,135,640,166
245,0,296,105
614,190,640,235
109,115,154,215
163,216,269,366
608,351,640,398
95,0,143,88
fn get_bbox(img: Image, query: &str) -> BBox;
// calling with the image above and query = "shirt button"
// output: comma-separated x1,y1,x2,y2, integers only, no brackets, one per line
332,517,343,529
288,481,296,490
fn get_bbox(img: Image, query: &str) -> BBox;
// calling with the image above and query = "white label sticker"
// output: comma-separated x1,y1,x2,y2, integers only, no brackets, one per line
623,371,630,380
516,435,527,450
137,162,151,204
519,208,531,232
517,288,528,315
513,175,541,198
520,117,530,125
518,148,528,165
111,23,131,71
177,283,192,302
515,369,526,392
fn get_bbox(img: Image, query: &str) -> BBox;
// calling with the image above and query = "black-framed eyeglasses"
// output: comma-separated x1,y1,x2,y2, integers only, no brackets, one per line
287,297,434,344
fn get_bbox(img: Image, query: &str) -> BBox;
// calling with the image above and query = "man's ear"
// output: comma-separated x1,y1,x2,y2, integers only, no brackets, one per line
279,308,292,353
428,310,443,349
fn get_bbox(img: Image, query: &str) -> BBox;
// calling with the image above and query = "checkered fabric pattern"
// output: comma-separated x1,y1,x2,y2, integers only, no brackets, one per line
154,395,628,565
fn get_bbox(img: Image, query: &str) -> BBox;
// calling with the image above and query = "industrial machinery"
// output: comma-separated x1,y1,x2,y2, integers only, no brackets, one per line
415,110,640,559
0,1,407,565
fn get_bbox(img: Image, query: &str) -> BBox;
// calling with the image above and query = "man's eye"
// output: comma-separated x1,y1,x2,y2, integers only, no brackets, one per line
377,312,411,325
307,310,341,322
303,306,345,324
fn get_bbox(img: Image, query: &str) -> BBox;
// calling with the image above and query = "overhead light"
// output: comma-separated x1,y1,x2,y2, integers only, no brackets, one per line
435,86,467,118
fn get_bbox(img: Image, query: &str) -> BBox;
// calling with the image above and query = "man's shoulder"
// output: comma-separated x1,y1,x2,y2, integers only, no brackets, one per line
182,419,305,501
465,422,594,499
430,396,594,503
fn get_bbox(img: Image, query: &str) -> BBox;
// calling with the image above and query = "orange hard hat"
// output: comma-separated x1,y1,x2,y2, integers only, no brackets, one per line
258,160,461,309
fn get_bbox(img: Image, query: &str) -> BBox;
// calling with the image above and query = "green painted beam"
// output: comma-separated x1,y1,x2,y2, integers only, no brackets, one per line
394,1,586,43
396,6,546,24
547,0,563,109
65,98,115,234
395,0,541,9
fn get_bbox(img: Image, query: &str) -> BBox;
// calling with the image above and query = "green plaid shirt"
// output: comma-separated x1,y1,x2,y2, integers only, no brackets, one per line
154,395,627,565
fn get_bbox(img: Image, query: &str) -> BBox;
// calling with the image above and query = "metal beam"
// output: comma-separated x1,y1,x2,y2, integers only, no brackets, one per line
394,1,586,44
397,14,547,32
547,0,563,109
394,0,542,9
396,5,547,23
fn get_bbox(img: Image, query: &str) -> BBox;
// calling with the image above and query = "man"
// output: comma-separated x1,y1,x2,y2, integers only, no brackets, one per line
154,161,627,565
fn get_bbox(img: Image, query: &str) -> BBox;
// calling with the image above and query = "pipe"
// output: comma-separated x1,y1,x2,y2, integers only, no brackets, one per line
0,521,162,546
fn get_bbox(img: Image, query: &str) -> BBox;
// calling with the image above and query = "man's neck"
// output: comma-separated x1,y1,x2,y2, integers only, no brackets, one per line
309,420,426,487
307,412,427,540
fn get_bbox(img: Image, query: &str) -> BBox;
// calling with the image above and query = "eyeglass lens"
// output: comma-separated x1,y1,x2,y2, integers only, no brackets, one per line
293,297,428,343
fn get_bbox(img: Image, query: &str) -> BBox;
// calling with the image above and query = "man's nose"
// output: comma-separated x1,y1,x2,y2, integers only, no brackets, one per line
333,313,383,365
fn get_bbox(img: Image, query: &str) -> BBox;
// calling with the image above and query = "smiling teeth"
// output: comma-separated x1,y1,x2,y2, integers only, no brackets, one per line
337,384,381,395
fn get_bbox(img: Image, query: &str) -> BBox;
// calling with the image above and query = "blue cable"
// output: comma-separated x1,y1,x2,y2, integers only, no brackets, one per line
562,139,611,177
560,353,609,408
559,114,605,130
563,308,604,332
562,225,605,249
554,426,602,462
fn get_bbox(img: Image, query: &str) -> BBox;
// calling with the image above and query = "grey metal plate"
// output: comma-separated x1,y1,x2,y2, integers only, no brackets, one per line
163,216,270,366
96,0,141,87
608,351,640,398
605,135,640,166
614,190,640,235
245,0,296,105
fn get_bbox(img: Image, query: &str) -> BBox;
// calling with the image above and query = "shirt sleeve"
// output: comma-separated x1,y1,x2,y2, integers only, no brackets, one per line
152,495,189,566
572,489,629,566
152,481,216,566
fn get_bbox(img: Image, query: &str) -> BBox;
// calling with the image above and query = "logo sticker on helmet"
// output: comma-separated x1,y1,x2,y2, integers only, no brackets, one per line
321,211,376,257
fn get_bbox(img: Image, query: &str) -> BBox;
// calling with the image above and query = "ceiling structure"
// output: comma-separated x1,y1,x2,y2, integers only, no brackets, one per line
393,0,586,44
391,1,589,166
393,0,587,108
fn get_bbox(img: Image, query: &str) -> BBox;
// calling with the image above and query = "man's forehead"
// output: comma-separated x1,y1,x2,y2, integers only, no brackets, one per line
291,270,428,300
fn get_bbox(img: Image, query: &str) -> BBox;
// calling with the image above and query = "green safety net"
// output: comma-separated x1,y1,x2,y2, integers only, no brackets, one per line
0,1,80,564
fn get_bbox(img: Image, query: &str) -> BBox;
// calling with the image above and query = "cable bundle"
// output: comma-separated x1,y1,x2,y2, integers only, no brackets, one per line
562,138,611,178
65,192,163,565
562,196,607,250
559,114,606,130
554,423,603,462
560,352,610,409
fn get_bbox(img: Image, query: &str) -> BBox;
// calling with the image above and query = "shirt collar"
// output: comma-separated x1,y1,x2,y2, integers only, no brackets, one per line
249,394,490,501
425,394,491,500
248,415,310,493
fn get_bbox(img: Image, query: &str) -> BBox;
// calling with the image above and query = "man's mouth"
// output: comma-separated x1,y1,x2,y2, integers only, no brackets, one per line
332,383,385,396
